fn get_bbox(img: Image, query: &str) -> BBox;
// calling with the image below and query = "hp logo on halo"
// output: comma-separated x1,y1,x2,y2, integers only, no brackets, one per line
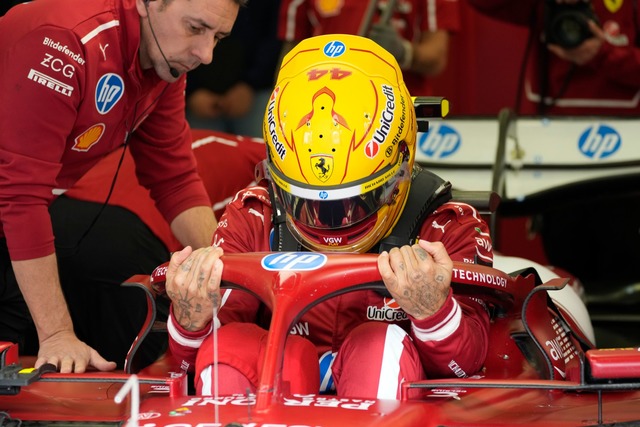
323,41,346,58
578,125,621,160
262,253,328,271
95,73,124,115
418,124,461,159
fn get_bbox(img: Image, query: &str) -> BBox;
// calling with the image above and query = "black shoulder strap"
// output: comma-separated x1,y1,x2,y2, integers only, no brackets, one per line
268,183,301,252
377,168,452,253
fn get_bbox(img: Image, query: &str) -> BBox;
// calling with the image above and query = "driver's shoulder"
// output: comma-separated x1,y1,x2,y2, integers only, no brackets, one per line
228,185,272,211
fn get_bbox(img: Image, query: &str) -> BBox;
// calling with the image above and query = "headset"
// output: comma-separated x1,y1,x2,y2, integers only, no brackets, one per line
144,0,179,78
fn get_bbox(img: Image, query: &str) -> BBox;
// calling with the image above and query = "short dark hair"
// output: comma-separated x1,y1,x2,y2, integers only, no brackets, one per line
162,0,249,7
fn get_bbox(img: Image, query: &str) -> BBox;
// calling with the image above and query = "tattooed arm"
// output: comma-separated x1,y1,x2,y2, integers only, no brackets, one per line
165,246,224,332
378,240,452,320
379,240,489,378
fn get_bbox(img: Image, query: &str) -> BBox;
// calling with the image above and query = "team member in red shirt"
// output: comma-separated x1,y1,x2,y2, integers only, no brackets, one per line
164,34,493,399
0,0,242,373
467,0,640,116
49,129,265,369
278,0,460,97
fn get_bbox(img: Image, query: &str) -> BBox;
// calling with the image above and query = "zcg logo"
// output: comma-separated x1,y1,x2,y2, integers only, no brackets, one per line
95,73,124,115
418,124,461,159
262,252,328,271
578,124,622,159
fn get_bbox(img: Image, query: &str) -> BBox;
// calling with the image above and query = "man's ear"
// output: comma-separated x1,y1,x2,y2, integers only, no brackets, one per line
136,0,151,17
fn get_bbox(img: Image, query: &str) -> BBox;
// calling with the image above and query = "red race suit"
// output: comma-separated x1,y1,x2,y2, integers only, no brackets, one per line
467,0,640,116
0,0,209,260
278,0,461,97
169,185,493,398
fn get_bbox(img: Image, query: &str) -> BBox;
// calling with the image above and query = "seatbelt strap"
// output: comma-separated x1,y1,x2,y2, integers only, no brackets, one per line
377,168,452,253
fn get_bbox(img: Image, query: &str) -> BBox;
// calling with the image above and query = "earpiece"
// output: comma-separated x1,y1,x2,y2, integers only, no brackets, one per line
143,0,179,78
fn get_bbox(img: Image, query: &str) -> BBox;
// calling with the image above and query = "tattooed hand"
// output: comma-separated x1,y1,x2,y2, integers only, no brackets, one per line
165,245,224,332
378,240,452,320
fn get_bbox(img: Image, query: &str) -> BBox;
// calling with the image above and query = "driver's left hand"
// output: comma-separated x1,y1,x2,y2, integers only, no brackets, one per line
378,240,452,321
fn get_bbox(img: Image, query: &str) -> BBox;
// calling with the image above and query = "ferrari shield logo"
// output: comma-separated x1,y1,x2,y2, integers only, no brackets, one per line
604,0,623,13
311,155,333,182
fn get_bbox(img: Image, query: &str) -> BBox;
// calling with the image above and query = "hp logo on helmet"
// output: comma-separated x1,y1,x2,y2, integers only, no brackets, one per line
323,41,346,58
418,124,461,159
578,125,621,160
262,253,327,271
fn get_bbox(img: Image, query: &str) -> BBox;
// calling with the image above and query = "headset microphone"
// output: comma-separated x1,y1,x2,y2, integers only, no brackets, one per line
144,0,179,78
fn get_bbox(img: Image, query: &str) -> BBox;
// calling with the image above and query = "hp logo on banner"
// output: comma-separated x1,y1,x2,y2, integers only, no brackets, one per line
578,125,622,160
262,253,328,271
417,124,461,159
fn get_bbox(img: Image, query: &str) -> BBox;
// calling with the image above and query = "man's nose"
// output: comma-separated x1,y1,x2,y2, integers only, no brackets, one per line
194,37,216,65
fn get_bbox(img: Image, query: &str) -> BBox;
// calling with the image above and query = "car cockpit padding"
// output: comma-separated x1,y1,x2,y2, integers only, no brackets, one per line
122,274,165,374
521,278,584,381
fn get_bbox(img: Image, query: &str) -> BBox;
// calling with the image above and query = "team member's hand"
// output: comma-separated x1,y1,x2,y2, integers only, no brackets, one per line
165,246,224,332
36,331,116,373
548,20,604,66
187,88,223,119
219,82,254,118
378,240,452,320
368,23,413,68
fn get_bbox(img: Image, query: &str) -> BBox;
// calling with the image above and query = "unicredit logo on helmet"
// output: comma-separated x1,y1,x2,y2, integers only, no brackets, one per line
267,86,286,160
365,85,395,159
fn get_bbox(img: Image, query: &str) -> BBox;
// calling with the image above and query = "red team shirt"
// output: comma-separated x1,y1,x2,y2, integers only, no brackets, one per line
0,0,210,260
169,184,493,395
468,0,640,116
278,0,461,96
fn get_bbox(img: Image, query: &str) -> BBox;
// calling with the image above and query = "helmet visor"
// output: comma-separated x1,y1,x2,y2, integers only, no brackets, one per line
269,157,409,230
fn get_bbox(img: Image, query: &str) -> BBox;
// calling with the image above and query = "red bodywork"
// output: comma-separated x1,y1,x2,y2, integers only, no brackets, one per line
2,252,639,426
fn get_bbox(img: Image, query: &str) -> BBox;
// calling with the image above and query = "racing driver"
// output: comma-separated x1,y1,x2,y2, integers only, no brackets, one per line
164,34,494,399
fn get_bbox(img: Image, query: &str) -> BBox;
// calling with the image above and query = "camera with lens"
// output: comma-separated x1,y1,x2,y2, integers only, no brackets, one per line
544,0,598,49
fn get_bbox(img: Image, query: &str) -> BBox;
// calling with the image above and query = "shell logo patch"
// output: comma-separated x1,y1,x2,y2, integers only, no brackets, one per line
72,123,105,152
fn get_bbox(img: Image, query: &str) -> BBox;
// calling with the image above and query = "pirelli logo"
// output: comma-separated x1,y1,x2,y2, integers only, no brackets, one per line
27,69,74,97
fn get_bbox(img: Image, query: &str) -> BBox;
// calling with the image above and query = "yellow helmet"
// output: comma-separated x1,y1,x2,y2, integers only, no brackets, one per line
263,34,417,253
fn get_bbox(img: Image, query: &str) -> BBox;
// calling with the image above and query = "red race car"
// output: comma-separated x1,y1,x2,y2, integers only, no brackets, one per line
2,252,640,426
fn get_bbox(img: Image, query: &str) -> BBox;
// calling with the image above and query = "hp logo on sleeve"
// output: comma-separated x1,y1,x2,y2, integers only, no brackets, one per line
95,73,124,115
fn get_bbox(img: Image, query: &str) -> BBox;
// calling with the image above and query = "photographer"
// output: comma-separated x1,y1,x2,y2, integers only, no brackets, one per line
467,0,640,116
